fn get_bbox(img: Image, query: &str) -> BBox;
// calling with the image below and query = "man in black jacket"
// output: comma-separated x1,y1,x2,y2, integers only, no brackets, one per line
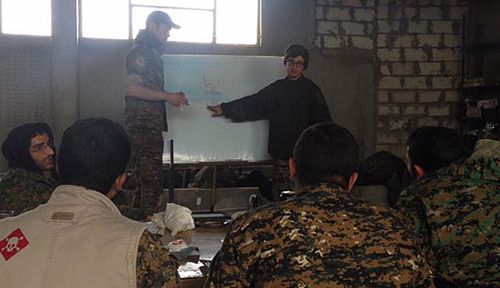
207,44,332,199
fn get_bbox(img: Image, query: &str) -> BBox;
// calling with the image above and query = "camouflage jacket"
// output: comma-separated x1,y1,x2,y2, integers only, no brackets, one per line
209,183,434,288
395,139,500,287
124,29,167,131
0,167,58,215
137,231,181,288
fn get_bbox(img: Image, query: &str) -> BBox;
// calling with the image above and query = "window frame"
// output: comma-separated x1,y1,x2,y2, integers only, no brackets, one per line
77,0,262,45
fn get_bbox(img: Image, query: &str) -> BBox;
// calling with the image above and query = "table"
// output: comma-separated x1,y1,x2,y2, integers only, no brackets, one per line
161,227,229,288
161,227,228,261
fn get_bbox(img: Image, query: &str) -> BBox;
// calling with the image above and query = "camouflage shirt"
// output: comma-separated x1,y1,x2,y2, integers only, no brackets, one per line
124,29,168,131
0,167,58,215
136,230,181,288
209,183,434,288
395,139,500,286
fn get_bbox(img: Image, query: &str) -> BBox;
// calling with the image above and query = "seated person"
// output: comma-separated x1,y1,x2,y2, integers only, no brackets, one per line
209,122,434,287
0,122,58,215
395,126,499,287
0,118,180,288
354,151,410,206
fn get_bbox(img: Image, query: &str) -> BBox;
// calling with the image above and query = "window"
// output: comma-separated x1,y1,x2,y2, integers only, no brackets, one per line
81,0,129,39
81,0,261,45
1,0,51,36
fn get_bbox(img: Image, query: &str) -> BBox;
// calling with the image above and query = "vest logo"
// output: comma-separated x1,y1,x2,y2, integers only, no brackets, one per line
0,228,30,261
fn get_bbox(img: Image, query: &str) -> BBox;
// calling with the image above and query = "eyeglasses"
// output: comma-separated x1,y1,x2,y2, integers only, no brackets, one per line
285,60,305,68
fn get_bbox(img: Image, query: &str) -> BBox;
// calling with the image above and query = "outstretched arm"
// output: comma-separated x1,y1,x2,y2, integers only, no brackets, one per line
207,104,223,117
127,85,188,107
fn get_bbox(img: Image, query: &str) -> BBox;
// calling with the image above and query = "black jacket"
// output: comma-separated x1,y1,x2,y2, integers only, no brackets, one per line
221,75,332,160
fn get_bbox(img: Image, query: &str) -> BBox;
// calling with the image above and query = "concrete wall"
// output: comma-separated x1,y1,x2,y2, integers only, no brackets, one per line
0,37,53,171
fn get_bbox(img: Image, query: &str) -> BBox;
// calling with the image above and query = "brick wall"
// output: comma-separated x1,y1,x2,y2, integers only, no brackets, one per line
315,0,468,156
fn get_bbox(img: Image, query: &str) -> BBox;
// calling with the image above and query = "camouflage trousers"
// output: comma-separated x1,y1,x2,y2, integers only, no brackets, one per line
126,126,164,213
272,159,294,200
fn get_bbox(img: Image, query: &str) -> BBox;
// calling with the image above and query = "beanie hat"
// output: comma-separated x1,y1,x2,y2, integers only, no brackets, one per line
283,44,309,69
2,122,54,174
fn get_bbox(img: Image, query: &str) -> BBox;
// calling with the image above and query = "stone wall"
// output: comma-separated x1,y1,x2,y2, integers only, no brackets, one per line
315,0,468,156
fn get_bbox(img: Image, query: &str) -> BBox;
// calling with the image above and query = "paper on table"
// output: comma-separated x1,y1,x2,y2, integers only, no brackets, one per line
178,261,205,278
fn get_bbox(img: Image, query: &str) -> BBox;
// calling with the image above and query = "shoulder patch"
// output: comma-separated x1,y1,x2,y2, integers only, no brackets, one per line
135,56,146,67
0,228,30,261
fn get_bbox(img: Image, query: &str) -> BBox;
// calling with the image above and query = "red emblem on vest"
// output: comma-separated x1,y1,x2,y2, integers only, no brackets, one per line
0,228,29,261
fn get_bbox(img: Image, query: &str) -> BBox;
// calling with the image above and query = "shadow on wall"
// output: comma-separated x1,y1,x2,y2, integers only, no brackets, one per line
308,47,376,159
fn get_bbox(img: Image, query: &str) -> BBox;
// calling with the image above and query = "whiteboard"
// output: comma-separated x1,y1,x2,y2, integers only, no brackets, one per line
162,54,285,163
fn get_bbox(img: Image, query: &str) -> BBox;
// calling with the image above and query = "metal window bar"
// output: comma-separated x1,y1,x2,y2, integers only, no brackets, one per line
129,1,216,42
128,0,261,45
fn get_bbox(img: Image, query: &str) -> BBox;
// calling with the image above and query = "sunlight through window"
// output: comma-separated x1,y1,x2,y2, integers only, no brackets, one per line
82,0,128,39
80,0,260,45
217,0,259,45
1,0,51,36
131,7,213,43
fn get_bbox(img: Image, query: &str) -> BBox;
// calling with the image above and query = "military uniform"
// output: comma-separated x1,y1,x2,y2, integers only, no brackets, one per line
137,231,181,288
209,183,434,287
0,167,58,215
395,139,500,286
124,29,167,213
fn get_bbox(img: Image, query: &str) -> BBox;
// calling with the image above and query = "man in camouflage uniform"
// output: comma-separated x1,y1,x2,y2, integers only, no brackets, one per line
124,11,188,216
0,118,180,287
395,126,499,287
209,123,434,287
0,122,58,215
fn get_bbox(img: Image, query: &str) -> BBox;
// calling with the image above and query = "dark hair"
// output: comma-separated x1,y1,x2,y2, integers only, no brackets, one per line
283,44,309,69
293,122,359,188
407,126,464,173
357,151,410,206
1,122,54,174
358,151,408,185
58,118,131,194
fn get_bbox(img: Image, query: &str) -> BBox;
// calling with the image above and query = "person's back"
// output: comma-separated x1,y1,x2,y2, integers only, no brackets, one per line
0,122,58,215
0,190,147,287
0,118,179,288
396,137,499,286
209,123,434,287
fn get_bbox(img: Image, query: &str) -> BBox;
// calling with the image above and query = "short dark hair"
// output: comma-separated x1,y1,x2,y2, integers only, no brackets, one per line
1,122,54,173
357,151,410,206
58,118,131,194
293,122,359,188
407,126,464,173
358,151,408,185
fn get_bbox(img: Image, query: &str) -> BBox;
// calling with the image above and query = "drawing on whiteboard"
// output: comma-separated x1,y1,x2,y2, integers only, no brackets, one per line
162,54,284,163
202,72,225,105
